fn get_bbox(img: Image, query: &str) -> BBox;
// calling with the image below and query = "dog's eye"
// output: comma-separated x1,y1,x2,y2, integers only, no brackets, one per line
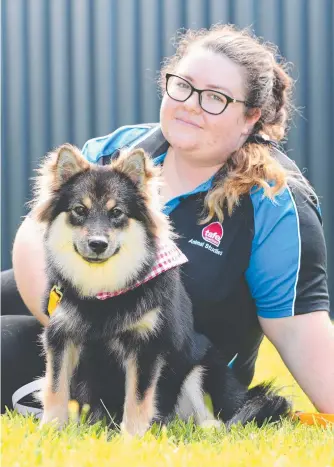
109,208,123,219
73,206,88,216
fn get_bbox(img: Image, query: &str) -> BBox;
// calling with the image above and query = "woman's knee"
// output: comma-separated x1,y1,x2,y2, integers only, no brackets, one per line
1,316,44,413
1,269,31,316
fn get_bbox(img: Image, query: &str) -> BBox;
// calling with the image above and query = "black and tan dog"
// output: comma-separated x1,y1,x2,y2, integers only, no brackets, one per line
32,144,290,435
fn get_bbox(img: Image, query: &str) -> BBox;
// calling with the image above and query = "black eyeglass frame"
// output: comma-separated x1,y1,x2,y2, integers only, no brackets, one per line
165,73,249,115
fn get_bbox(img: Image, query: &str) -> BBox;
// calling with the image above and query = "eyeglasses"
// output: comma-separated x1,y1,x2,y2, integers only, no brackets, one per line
165,73,248,115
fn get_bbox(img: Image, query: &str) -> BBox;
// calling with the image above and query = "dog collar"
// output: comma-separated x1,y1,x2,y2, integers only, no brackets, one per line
47,242,188,314
96,241,188,300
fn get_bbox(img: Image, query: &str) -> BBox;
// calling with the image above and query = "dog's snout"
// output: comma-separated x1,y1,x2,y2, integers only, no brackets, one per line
88,238,109,254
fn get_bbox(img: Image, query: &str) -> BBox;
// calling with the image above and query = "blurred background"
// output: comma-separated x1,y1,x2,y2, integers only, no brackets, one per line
1,0,333,314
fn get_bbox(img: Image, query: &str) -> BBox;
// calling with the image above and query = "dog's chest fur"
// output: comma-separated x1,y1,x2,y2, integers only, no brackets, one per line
50,268,190,362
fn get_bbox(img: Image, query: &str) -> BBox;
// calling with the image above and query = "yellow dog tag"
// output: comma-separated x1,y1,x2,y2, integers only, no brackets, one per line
47,286,63,316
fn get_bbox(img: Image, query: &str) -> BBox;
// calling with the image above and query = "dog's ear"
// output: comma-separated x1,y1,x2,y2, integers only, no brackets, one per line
55,144,89,185
29,144,91,223
113,149,150,189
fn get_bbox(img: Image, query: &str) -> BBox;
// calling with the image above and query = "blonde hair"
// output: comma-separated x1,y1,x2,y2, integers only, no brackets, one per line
159,24,315,222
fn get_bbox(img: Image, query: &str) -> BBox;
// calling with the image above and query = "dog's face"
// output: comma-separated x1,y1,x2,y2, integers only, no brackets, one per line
32,145,169,296
51,150,153,265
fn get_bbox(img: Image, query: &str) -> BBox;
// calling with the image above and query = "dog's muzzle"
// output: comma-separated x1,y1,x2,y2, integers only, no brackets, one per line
74,235,120,263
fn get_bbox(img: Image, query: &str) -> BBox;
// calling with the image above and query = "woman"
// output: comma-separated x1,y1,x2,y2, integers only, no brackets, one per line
2,24,333,415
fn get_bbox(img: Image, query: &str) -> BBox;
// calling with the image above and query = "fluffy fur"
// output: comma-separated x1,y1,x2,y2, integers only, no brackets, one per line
33,144,291,435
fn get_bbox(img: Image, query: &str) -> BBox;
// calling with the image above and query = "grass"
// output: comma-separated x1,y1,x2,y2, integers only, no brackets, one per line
2,338,334,466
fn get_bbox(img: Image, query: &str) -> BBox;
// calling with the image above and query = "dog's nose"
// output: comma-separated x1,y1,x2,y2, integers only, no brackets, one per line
88,238,108,254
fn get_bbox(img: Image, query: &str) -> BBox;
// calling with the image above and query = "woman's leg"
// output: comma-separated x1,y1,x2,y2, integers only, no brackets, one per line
1,315,44,413
1,269,31,316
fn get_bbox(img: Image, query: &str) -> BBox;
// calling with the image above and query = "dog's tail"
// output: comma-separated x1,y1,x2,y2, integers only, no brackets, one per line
201,345,291,428
225,381,291,428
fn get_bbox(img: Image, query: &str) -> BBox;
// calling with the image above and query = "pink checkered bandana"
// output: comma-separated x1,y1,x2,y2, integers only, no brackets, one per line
96,241,188,300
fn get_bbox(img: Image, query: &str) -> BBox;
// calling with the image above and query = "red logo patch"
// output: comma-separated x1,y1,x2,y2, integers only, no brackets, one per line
202,222,223,247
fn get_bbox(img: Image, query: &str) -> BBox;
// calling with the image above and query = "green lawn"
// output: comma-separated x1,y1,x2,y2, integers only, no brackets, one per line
2,338,333,466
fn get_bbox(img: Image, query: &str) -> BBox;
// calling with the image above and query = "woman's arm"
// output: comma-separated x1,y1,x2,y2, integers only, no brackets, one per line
259,311,334,413
12,216,49,326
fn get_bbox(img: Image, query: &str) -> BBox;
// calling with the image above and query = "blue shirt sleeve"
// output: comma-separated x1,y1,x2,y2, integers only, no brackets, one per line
245,186,329,318
81,125,152,163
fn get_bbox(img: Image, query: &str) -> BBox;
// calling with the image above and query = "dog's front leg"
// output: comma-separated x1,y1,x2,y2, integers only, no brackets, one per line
121,355,164,437
40,328,81,428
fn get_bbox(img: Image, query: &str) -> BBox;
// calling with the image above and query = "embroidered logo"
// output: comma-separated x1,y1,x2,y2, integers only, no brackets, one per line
202,222,223,247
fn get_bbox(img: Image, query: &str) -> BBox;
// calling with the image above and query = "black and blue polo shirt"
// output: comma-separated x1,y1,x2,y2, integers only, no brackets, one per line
82,124,330,385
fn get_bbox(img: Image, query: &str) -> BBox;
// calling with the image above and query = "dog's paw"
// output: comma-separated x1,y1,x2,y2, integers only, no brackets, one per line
120,420,150,438
39,407,68,430
199,419,222,430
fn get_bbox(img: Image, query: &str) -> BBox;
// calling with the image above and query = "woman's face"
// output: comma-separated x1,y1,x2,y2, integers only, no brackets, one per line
160,47,260,166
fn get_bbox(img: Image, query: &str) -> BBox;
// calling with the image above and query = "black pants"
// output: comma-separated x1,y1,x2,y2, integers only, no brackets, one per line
1,269,44,413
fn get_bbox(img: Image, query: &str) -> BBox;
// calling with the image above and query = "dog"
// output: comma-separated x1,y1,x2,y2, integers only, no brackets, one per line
32,144,291,436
